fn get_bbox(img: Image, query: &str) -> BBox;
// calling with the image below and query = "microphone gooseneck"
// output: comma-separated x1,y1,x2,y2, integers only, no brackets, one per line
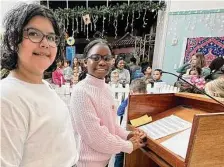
162,71,224,107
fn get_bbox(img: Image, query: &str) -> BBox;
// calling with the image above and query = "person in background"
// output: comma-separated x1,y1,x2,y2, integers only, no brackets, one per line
111,57,116,68
63,59,73,83
141,65,153,84
110,70,120,85
115,78,147,167
152,69,163,82
52,59,66,86
176,52,210,77
72,57,82,84
206,56,224,80
205,77,224,98
73,57,82,73
189,67,206,90
70,39,147,167
73,66,80,84
78,59,88,82
1,3,79,167
105,56,116,83
129,57,143,81
80,59,87,71
111,57,130,85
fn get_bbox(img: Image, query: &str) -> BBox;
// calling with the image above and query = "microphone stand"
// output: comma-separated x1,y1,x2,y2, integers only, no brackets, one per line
162,71,224,107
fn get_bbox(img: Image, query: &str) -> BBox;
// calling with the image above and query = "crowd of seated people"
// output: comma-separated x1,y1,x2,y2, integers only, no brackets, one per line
175,53,224,96
108,56,164,88
50,52,224,100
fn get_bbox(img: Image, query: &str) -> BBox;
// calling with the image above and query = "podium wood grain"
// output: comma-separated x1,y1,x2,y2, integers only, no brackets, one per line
125,93,224,167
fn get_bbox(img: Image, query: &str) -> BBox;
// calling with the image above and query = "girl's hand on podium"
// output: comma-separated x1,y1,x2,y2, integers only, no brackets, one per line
129,136,146,151
127,129,147,142
133,129,147,141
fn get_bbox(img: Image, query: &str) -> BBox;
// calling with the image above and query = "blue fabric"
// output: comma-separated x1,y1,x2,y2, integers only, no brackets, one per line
114,152,124,167
131,69,144,80
117,98,128,116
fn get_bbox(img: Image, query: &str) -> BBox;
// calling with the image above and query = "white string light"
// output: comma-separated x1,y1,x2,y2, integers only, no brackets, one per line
46,0,49,9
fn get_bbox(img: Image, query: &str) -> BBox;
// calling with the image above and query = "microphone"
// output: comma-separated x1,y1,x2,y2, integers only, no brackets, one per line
162,71,224,107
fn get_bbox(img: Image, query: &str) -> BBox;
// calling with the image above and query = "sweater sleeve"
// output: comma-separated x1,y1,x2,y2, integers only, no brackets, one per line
70,87,133,154
176,63,190,74
1,98,28,167
202,67,211,77
114,124,130,140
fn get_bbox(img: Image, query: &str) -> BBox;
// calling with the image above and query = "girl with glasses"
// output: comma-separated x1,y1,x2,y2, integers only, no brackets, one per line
1,3,79,167
70,39,147,167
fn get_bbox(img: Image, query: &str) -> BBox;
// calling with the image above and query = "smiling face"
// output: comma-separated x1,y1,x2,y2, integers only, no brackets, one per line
117,60,125,69
17,16,57,75
87,43,112,79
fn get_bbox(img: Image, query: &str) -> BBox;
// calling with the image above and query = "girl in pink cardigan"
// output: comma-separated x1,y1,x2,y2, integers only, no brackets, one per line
70,39,146,167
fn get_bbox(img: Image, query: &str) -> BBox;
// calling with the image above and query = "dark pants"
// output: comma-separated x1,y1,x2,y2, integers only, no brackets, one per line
114,152,124,167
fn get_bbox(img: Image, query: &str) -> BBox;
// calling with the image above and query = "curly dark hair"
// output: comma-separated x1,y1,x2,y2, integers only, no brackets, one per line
1,3,63,71
83,39,112,59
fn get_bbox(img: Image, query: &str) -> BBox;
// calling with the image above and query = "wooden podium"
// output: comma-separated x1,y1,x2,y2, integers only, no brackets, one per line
125,93,224,167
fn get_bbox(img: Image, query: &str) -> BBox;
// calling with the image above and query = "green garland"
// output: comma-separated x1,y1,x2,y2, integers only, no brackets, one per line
53,1,166,22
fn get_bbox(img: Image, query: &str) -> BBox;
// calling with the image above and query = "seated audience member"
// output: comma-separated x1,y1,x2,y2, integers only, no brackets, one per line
52,59,66,86
205,77,224,98
152,69,163,82
110,70,120,85
141,65,153,84
105,56,116,83
176,52,210,77
80,59,88,72
73,57,82,73
63,59,73,83
189,67,206,90
73,67,79,84
111,57,130,85
115,78,147,167
176,67,206,93
206,56,224,80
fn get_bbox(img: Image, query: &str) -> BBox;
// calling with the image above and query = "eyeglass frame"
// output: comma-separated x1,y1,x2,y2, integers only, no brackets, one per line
23,27,60,48
87,54,113,63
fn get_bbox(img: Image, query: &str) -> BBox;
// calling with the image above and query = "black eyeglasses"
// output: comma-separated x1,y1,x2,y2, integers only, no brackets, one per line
87,54,113,62
23,28,60,47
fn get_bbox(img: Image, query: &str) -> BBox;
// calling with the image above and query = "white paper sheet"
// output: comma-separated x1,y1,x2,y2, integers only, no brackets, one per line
161,128,191,159
139,115,192,140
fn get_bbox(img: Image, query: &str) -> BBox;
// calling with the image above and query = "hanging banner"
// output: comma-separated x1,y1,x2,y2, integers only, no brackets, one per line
184,37,224,66
66,46,76,66
82,14,91,25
